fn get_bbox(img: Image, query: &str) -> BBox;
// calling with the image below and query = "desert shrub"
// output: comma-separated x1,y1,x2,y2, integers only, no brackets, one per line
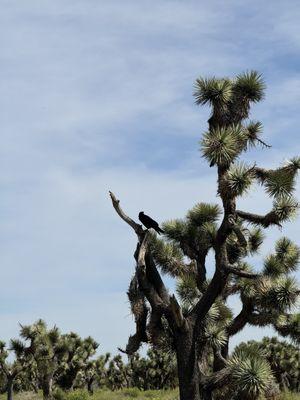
66,389,90,400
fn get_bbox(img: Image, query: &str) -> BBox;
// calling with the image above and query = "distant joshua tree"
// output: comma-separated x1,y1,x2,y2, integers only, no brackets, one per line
0,340,32,400
110,71,300,400
18,319,67,399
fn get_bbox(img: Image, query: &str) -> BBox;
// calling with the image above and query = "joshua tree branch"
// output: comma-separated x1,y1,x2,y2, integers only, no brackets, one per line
0,362,9,377
192,170,236,326
170,294,186,329
236,209,282,227
225,266,258,279
195,252,208,289
135,233,164,309
231,225,247,248
227,301,254,337
200,366,231,390
190,267,228,323
255,138,271,149
120,277,149,355
248,311,276,326
109,192,185,332
109,191,144,238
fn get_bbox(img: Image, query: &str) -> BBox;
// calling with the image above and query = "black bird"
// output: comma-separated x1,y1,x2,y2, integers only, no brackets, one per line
139,211,164,235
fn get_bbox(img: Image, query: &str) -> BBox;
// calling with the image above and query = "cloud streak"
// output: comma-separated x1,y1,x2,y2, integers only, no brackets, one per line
1,0,299,354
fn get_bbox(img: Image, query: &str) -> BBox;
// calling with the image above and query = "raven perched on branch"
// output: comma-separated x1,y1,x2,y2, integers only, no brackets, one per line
138,211,164,235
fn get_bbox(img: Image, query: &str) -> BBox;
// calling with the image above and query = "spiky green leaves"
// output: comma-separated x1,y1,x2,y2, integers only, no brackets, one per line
247,228,265,254
204,324,228,350
263,237,300,276
162,219,187,242
273,196,298,223
187,203,221,225
276,314,300,344
10,339,26,358
201,125,247,167
245,121,264,147
194,77,232,106
234,337,300,392
194,71,265,108
0,341,8,362
256,276,299,312
234,71,266,103
286,156,300,171
195,72,267,168
176,275,201,312
264,169,295,198
163,202,220,259
149,233,185,277
255,159,300,202
226,163,254,197
228,354,273,400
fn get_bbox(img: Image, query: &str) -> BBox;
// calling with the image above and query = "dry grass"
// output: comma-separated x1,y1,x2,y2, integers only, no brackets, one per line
0,389,299,400
0,389,179,400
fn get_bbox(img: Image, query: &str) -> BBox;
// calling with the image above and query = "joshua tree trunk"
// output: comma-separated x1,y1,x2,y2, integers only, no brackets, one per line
42,376,53,399
176,331,201,400
87,378,94,394
6,377,14,400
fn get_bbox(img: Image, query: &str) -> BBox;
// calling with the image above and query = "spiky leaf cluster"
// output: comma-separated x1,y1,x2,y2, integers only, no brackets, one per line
263,237,300,276
194,77,232,107
262,169,296,199
253,162,300,219
187,203,221,225
204,324,228,351
201,125,247,167
226,223,264,264
234,71,265,103
225,163,254,197
272,196,299,223
235,337,300,391
245,121,264,148
247,228,265,254
275,313,300,344
163,202,220,249
176,274,201,312
228,352,273,400
149,232,185,277
255,276,299,313
57,333,99,390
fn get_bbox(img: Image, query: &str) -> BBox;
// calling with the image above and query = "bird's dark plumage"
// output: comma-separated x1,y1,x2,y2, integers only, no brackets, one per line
139,211,164,235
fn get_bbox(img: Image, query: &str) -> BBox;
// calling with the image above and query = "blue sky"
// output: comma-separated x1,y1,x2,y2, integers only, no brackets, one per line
1,0,300,354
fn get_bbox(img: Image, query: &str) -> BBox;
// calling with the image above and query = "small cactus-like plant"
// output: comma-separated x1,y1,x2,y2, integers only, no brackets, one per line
235,337,300,392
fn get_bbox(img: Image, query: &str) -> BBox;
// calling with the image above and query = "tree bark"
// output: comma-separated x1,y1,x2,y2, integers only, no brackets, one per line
87,378,94,394
42,376,53,399
176,330,201,400
200,389,213,400
7,378,13,400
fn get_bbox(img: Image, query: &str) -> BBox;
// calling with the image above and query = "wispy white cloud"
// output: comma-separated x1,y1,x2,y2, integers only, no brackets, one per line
1,0,300,353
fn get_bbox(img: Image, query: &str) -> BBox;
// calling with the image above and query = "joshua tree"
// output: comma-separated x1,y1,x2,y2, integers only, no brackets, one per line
55,333,98,391
129,348,178,390
76,353,110,394
106,354,132,390
19,319,68,399
110,71,300,400
0,340,32,400
235,337,300,392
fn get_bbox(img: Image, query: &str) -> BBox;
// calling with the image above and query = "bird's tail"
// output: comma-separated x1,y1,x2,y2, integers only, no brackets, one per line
156,227,165,235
